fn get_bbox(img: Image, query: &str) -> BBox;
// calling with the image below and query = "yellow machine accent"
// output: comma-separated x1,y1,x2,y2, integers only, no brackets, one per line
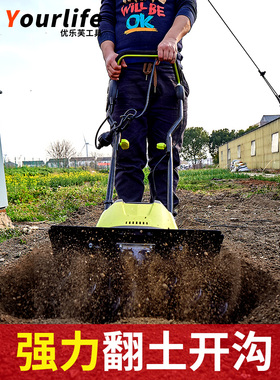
120,139,130,150
156,142,167,150
96,200,178,229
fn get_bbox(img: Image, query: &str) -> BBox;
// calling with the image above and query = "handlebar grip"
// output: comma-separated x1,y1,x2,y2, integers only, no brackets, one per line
116,50,158,65
115,51,181,85
175,84,185,101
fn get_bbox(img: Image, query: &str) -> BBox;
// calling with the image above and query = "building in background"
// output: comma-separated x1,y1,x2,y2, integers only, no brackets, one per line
219,115,280,170
95,156,111,170
69,156,96,168
22,160,45,167
46,158,69,168
3,161,17,168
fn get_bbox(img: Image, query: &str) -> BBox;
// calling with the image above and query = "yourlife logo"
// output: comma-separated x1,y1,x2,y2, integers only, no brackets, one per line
5,9,100,28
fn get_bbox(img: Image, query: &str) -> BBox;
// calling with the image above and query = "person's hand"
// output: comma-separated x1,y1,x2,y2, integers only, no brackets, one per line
101,41,127,80
157,15,191,64
105,51,127,80
157,37,177,64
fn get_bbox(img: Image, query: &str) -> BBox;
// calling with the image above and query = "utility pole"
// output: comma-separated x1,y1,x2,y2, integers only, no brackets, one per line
0,136,8,209
0,90,8,209
0,89,13,227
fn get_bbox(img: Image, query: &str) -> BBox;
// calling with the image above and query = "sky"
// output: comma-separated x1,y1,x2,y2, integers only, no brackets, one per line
0,0,280,163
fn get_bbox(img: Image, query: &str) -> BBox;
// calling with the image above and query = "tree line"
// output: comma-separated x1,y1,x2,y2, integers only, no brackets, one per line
181,124,258,165
47,123,258,168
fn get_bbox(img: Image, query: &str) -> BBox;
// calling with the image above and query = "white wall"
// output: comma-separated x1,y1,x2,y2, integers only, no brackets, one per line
0,136,8,208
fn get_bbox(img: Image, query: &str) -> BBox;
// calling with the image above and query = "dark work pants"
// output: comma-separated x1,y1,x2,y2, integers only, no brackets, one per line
112,63,188,209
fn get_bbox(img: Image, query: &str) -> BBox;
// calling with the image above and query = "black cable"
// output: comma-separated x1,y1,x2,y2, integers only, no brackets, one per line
95,59,171,201
208,0,280,105
95,60,157,149
135,60,156,119
94,116,108,149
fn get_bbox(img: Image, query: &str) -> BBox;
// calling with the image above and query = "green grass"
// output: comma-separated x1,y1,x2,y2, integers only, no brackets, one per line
3,167,280,225
0,229,23,244
178,168,249,191
5,167,108,223
178,168,280,192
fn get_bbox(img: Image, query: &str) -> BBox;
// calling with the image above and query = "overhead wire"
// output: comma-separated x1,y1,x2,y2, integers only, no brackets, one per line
208,0,280,106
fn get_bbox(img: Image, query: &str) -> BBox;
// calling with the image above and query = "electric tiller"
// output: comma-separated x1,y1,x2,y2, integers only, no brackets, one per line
49,52,224,310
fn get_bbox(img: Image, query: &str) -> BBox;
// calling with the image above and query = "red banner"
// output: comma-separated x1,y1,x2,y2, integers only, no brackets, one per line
0,324,279,379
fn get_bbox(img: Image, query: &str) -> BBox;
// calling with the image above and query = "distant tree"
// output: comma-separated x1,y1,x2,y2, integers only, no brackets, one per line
209,129,236,164
209,124,259,164
235,123,259,138
181,127,209,165
47,140,76,160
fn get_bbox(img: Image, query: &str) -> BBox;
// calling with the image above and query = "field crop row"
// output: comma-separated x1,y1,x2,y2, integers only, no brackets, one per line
5,167,108,222
4,167,279,223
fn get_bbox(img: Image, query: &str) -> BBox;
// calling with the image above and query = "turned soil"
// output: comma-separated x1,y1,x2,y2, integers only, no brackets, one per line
0,179,279,324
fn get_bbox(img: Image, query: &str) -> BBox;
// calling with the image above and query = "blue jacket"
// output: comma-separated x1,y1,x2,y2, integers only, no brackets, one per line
98,0,197,61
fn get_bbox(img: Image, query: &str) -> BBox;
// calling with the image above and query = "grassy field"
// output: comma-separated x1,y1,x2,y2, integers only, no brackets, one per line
3,166,280,224
4,167,108,223
178,168,279,191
